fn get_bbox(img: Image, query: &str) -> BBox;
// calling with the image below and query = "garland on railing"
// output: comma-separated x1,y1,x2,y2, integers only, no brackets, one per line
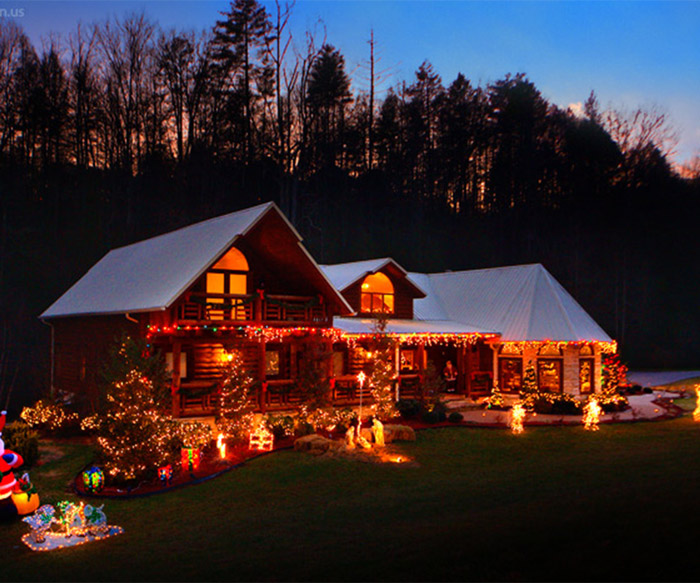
265,294,323,310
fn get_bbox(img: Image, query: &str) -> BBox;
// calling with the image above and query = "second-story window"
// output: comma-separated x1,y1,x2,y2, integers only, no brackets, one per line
206,247,249,320
360,272,394,314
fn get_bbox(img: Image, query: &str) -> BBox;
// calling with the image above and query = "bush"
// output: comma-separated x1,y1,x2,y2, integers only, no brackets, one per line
396,399,424,419
421,402,447,424
265,414,295,440
2,421,40,467
20,398,80,435
448,412,464,423
532,392,582,415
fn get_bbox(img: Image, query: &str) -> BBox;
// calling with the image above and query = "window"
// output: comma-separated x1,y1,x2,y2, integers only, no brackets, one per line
400,349,417,372
206,247,249,320
265,349,280,377
360,272,394,314
499,358,522,393
538,359,563,393
579,359,594,394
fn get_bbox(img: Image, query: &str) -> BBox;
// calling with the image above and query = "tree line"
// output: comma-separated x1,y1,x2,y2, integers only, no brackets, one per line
1,1,699,410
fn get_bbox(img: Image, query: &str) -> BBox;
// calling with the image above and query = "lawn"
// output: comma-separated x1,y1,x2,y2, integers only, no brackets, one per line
4,417,700,582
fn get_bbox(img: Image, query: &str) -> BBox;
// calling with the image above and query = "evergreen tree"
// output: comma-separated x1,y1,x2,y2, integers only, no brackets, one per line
217,350,256,440
91,335,178,483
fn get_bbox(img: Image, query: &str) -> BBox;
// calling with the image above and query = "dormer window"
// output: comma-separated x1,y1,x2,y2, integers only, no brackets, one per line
360,272,394,314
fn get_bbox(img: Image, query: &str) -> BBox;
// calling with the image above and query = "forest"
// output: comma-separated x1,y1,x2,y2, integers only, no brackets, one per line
1,0,699,410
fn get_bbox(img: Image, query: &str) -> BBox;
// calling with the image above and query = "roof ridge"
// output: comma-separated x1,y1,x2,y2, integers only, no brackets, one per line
109,201,275,253
426,263,542,277
539,266,577,338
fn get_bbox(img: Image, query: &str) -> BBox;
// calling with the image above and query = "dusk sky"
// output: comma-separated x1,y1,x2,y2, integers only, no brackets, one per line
9,0,700,164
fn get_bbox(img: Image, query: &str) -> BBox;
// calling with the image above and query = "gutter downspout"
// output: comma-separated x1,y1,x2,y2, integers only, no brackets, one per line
40,318,55,397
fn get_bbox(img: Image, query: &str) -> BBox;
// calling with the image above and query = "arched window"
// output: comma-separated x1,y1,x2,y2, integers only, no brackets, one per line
206,247,249,320
360,272,394,314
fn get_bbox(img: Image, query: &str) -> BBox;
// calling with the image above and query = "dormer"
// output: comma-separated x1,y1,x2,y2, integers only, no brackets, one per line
321,258,426,319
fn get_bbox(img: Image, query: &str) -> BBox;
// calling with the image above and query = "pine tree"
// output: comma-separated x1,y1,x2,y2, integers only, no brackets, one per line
92,335,178,483
217,350,255,440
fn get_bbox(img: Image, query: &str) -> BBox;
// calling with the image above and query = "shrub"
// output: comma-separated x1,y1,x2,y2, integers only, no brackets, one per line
396,399,423,419
448,411,464,423
2,421,40,467
20,398,80,434
421,402,447,424
531,392,582,415
265,414,295,440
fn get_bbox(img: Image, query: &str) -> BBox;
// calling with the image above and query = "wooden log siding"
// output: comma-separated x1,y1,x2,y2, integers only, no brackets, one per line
51,316,140,412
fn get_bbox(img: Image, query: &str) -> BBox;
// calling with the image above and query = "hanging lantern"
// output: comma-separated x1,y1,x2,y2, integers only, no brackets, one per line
82,466,104,493
180,448,201,473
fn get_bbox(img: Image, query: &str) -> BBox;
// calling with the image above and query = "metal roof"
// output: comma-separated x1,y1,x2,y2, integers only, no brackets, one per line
320,258,426,296
412,263,612,342
332,317,495,336
41,202,351,318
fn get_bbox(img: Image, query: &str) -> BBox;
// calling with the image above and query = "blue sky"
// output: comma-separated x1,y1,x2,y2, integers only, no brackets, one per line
8,0,700,163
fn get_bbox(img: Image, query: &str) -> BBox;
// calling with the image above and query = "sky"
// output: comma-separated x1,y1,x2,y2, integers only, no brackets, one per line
5,0,700,164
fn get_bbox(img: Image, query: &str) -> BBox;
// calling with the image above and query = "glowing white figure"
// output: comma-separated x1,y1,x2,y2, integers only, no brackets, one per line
371,418,385,446
216,433,227,459
509,403,525,434
583,397,602,431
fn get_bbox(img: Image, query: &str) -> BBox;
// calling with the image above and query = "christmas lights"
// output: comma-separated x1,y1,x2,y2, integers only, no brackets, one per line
509,403,526,434
693,386,700,422
583,397,602,430
82,466,104,494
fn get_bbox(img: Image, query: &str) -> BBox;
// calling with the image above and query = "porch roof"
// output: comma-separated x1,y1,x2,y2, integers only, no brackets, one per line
332,317,496,336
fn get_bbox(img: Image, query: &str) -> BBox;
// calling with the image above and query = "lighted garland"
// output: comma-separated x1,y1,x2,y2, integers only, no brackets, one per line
501,340,618,354
20,400,79,432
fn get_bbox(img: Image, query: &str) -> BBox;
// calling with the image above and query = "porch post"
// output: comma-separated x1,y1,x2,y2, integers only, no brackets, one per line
171,340,181,417
394,342,400,401
258,340,267,413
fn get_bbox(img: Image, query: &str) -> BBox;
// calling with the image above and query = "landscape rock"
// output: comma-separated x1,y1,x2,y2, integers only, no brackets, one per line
384,424,416,442
294,434,342,456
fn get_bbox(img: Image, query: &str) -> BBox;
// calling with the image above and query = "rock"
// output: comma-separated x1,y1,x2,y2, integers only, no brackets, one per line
384,425,416,442
294,434,342,456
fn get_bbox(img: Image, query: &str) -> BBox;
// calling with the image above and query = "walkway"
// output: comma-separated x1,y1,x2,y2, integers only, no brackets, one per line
444,392,680,426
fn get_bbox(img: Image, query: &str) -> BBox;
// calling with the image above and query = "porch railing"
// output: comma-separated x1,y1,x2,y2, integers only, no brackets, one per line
173,292,328,326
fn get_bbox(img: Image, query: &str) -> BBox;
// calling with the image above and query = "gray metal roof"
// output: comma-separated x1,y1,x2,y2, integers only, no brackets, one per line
41,203,351,318
332,317,495,335
412,263,612,342
320,258,426,296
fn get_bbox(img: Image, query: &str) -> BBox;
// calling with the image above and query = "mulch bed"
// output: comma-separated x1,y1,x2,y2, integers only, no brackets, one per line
73,437,297,499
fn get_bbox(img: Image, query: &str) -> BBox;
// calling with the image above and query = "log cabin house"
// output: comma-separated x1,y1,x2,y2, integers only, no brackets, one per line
40,202,615,417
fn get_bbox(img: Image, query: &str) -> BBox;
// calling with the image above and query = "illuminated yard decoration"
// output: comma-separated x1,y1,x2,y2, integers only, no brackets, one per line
181,448,201,473
82,466,105,493
217,433,227,459
509,403,526,434
249,424,274,452
22,502,122,552
158,464,173,485
583,397,602,431
693,386,700,422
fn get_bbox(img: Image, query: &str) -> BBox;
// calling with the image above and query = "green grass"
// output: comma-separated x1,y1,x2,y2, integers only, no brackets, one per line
4,420,700,581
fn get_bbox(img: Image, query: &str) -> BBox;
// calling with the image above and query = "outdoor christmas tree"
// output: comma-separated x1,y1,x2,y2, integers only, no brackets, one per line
90,335,180,483
520,360,538,407
602,352,628,392
368,314,397,420
216,350,256,440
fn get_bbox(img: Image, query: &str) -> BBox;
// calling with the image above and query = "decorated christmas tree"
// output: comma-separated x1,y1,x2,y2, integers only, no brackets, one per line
216,350,256,441
520,360,538,407
602,352,628,393
90,335,180,483
368,314,397,421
